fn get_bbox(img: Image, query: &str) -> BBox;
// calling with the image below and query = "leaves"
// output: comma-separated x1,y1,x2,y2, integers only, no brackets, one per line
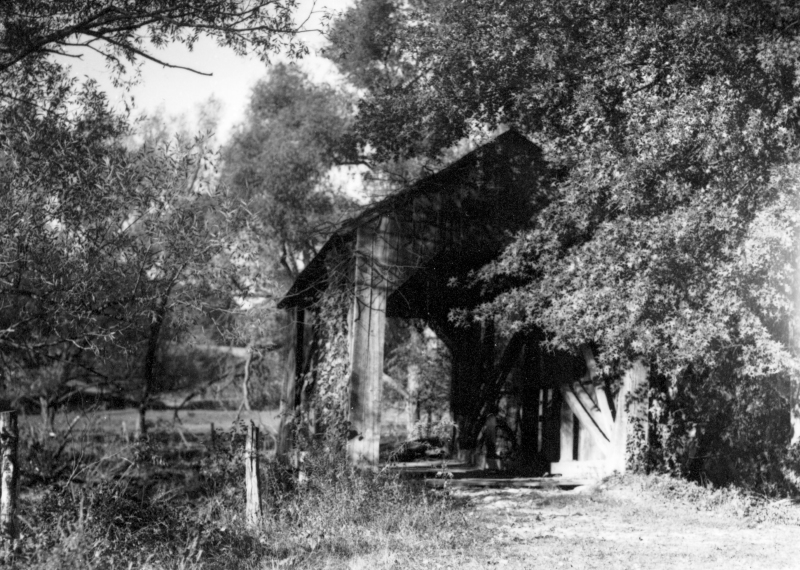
222,64,358,282
338,0,800,382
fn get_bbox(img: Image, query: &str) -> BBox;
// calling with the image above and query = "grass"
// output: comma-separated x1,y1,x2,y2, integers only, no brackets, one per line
5,421,477,569
5,412,800,569
613,471,800,525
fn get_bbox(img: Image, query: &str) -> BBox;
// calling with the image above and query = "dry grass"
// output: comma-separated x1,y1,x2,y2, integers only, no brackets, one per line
5,416,800,569
4,424,476,569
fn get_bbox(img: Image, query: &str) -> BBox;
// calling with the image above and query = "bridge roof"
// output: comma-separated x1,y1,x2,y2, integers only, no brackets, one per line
278,129,549,310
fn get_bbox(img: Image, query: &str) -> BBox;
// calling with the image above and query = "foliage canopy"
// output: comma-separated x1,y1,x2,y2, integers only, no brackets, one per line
0,0,305,79
343,0,800,383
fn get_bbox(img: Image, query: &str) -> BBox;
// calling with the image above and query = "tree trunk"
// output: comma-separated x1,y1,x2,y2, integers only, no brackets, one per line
140,294,168,439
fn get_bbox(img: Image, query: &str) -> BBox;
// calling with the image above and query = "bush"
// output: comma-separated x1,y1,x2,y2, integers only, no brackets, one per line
645,365,796,495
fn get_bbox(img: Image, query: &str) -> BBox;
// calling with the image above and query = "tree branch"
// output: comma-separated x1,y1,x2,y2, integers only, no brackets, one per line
84,33,213,76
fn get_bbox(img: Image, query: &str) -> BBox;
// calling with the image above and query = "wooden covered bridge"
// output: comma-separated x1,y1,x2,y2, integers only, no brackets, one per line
277,130,648,477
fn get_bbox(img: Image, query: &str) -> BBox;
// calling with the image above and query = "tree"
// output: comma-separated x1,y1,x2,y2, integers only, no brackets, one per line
333,0,800,482
125,134,235,436
325,0,413,93
325,0,469,191
0,70,148,414
223,63,358,281
0,0,306,78
385,322,451,439
0,0,307,427
0,80,237,434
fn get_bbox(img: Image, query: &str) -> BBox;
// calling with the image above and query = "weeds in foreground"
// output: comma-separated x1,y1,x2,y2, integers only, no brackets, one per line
5,429,474,569
609,472,800,526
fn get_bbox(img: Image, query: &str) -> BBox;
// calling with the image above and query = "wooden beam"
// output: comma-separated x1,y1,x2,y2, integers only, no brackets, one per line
561,385,612,458
578,345,614,436
792,382,800,447
347,219,391,465
559,398,575,463
277,308,298,456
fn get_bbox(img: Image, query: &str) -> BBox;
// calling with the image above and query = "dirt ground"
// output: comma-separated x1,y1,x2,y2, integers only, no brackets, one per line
348,481,800,570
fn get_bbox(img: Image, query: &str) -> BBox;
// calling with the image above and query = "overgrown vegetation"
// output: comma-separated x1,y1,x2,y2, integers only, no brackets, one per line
611,471,800,526
5,424,474,569
3,3,800,565
325,0,800,491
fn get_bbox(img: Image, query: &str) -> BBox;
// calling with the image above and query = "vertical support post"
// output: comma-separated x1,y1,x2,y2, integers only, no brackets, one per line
121,421,129,444
611,360,649,473
793,223,800,445
244,422,262,527
542,388,561,463
347,220,390,466
405,364,420,440
277,307,298,456
520,338,542,461
209,422,216,447
0,411,19,542
447,322,484,455
559,399,574,463
792,381,800,447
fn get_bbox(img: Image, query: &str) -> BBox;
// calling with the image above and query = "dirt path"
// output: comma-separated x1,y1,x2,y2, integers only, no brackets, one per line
439,484,799,570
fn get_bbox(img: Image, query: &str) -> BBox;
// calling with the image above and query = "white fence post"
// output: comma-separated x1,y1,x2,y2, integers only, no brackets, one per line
245,422,262,527
0,411,19,543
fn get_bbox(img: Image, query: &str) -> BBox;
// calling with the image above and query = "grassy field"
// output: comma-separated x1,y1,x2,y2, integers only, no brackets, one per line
5,410,799,569
20,408,282,437
20,405,412,440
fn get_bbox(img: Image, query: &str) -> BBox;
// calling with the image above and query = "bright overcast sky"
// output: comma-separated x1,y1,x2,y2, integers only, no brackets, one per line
67,0,354,143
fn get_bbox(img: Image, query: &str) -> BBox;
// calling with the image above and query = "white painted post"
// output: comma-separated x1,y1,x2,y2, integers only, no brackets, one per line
0,411,19,542
244,422,262,527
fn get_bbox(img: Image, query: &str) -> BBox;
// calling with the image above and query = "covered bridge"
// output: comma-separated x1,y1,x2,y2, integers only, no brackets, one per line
277,130,648,477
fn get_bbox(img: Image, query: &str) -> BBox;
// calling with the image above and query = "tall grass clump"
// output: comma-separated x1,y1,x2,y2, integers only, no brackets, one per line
261,445,468,565
4,425,474,569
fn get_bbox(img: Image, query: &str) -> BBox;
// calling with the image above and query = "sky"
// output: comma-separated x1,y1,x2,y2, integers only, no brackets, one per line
67,0,354,143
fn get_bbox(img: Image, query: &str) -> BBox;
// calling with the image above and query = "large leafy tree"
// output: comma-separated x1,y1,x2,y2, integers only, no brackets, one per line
0,70,141,424
0,80,235,431
223,63,357,281
220,64,360,425
332,0,800,479
0,0,306,419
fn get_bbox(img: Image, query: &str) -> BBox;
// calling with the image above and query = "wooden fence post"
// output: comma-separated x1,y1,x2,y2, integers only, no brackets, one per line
209,423,215,447
0,411,19,542
245,422,262,527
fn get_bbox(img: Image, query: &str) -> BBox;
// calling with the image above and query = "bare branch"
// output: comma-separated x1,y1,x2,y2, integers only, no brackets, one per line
85,33,213,76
